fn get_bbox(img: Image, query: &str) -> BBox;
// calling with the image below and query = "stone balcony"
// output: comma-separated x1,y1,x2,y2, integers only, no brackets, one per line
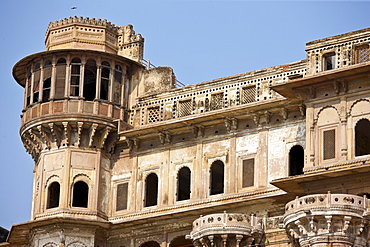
283,192,369,247
187,212,263,247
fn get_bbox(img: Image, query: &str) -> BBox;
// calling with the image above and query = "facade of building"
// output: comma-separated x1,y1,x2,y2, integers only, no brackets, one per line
3,16,370,246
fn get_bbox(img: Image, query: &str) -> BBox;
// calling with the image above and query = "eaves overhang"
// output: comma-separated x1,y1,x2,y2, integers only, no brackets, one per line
271,158,370,194
272,62,370,99
12,49,144,87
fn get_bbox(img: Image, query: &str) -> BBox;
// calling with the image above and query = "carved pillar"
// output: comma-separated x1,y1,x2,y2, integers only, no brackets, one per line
339,97,348,160
50,62,56,100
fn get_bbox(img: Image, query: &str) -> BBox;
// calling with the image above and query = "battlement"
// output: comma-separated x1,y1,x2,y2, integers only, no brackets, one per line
45,16,144,62
47,16,118,33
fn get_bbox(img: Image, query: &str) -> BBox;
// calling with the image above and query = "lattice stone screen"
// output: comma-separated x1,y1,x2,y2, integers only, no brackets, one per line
356,45,370,64
210,92,224,110
323,129,336,160
242,86,256,104
147,106,160,123
179,99,192,117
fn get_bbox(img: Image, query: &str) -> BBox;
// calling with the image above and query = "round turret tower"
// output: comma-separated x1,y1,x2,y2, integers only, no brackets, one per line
11,16,146,246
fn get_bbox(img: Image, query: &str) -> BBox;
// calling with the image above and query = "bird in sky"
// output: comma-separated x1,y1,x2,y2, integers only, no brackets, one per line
71,6,77,9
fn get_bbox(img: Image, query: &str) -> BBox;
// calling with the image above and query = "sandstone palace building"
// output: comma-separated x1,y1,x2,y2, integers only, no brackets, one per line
3,16,370,247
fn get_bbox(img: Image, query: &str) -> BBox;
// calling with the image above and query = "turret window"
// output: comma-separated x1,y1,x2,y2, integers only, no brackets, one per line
113,65,122,105
55,58,66,99
210,160,224,195
47,182,60,209
70,58,81,97
42,78,51,103
100,61,110,101
83,59,97,101
144,173,158,207
26,70,32,106
33,63,41,103
24,55,126,106
72,181,89,208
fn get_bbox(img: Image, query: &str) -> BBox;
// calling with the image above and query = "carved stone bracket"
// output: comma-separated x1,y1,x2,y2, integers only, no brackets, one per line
281,108,288,120
158,131,171,144
126,137,139,151
264,111,271,124
253,114,260,126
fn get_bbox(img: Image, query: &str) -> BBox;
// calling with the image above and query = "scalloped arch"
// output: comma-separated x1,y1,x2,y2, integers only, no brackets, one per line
354,116,370,126
66,241,87,247
316,105,339,120
45,175,60,188
349,98,370,116
43,242,57,247
316,106,340,125
177,166,191,176
72,173,91,182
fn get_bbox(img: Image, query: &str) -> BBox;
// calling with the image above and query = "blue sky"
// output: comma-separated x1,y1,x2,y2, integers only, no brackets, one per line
1,0,369,230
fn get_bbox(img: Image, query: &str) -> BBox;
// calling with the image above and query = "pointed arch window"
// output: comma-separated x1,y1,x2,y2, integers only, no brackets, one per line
177,167,191,201
47,182,60,209
144,173,158,207
70,58,81,97
72,181,88,208
355,119,370,156
210,160,224,195
83,59,97,101
289,145,304,176
100,61,110,101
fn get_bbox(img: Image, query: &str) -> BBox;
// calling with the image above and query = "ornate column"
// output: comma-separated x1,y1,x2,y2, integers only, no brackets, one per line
284,192,369,247
187,212,264,247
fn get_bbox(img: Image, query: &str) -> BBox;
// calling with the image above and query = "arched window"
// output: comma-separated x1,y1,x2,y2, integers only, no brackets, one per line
70,58,81,97
144,173,158,207
177,167,191,201
355,119,370,156
55,58,66,99
47,182,60,209
140,241,160,247
289,145,304,176
210,160,224,195
83,59,97,101
100,61,110,100
72,181,88,208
